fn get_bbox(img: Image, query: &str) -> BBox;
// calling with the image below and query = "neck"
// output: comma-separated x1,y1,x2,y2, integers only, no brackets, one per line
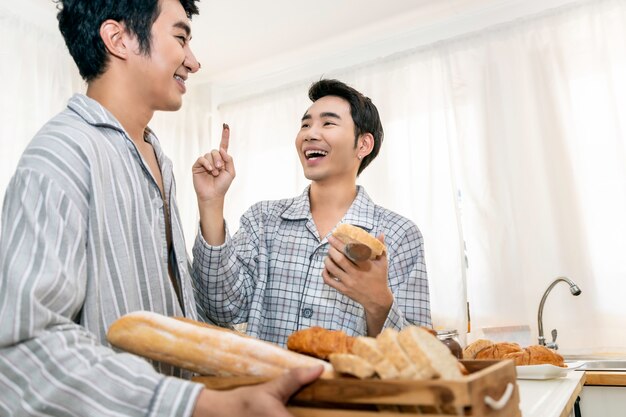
309,178,358,214
86,71,153,144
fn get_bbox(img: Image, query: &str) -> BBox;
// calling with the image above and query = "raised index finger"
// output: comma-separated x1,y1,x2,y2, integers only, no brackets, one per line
220,123,230,152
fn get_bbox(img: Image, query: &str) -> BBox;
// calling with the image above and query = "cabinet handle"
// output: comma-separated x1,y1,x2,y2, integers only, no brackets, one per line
484,382,515,410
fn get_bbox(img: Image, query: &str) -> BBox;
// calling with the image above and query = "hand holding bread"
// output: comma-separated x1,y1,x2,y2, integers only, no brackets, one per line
332,223,386,261
324,225,392,334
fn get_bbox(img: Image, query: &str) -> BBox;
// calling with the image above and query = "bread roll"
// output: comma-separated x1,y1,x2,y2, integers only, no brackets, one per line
332,224,385,259
107,311,334,378
463,339,494,359
329,353,376,379
398,326,462,380
287,326,355,360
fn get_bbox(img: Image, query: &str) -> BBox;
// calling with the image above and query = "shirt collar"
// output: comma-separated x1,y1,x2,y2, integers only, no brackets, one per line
281,187,311,220
67,93,127,133
281,185,377,231
66,93,164,158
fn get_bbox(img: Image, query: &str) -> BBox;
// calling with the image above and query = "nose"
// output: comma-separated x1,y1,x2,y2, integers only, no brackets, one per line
303,124,320,142
184,47,201,73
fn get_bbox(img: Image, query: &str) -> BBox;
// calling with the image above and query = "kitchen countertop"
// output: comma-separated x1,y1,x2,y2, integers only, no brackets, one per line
517,371,585,417
583,370,626,386
517,370,626,417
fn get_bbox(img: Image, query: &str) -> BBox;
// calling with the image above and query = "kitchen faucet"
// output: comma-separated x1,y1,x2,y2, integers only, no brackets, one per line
537,276,582,349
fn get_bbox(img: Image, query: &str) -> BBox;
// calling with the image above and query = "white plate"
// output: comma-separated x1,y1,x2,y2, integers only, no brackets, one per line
515,361,584,380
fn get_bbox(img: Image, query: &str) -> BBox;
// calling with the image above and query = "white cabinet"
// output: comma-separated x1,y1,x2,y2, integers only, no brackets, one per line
579,386,626,417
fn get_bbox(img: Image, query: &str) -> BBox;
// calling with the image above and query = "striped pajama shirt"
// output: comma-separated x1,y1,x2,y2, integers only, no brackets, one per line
0,94,208,417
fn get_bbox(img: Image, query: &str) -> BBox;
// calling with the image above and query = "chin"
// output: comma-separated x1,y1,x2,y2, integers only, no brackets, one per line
302,170,325,182
160,100,183,112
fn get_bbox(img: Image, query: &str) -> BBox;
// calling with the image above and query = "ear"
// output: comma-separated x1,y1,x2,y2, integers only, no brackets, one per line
99,19,130,60
357,132,375,158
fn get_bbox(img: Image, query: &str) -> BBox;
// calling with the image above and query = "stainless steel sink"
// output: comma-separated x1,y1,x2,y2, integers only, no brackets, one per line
576,360,626,371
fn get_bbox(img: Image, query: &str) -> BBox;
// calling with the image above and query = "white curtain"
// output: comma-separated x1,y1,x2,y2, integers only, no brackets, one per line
445,0,626,353
217,0,626,351
0,12,83,201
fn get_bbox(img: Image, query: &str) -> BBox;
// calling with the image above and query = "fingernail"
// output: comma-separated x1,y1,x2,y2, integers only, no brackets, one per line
223,123,229,130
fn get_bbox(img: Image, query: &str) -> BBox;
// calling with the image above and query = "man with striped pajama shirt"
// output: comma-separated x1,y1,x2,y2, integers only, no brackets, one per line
0,1,321,416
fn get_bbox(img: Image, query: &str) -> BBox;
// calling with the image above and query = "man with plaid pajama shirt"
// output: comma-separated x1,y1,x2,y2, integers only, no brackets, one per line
192,79,432,346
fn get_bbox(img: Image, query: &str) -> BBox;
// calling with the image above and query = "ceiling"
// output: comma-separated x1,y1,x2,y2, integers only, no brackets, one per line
13,0,576,100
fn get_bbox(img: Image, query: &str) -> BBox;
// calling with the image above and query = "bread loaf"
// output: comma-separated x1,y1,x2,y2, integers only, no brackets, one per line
351,336,399,380
474,342,522,360
329,353,376,379
398,326,462,380
332,224,385,259
107,311,334,378
462,339,494,359
376,328,419,379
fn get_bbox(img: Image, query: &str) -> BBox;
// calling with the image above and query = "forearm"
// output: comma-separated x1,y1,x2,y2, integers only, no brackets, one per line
192,229,251,325
364,289,394,336
198,198,227,246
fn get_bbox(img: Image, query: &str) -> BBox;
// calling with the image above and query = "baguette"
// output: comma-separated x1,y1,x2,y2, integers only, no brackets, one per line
332,224,385,259
107,311,334,378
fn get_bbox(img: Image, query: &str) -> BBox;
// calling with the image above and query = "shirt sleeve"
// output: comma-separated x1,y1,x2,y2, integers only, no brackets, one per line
383,221,432,330
0,169,202,417
191,205,260,326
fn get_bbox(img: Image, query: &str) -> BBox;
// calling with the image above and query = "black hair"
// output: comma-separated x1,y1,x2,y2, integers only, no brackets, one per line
308,79,384,175
56,0,200,82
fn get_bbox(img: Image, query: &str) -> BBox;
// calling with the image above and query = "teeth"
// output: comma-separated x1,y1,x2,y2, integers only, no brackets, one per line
305,150,328,158
174,75,184,83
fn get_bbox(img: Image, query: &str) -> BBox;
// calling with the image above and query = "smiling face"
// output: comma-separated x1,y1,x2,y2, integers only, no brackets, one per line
296,95,363,183
128,0,200,111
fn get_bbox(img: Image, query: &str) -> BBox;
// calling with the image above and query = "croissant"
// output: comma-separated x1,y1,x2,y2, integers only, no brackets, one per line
287,326,355,360
504,345,565,367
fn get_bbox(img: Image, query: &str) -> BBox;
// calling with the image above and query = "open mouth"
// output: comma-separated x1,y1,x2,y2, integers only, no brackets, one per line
174,74,185,84
304,149,328,160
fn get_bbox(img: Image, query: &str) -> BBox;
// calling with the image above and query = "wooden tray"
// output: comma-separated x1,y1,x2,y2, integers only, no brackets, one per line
193,360,521,416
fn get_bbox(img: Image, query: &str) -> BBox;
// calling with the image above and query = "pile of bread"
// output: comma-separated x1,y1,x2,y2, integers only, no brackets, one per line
287,326,466,380
463,339,565,367
106,312,465,380
107,311,565,383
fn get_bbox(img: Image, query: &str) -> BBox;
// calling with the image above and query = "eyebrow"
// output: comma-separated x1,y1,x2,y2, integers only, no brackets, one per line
174,21,191,38
301,112,342,121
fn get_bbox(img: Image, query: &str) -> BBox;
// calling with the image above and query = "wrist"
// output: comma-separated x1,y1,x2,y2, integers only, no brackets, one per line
198,195,225,211
364,289,393,319
191,389,232,417
198,199,226,246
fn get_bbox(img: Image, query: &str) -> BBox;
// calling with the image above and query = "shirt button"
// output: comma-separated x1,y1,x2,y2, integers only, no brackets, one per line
302,308,313,318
